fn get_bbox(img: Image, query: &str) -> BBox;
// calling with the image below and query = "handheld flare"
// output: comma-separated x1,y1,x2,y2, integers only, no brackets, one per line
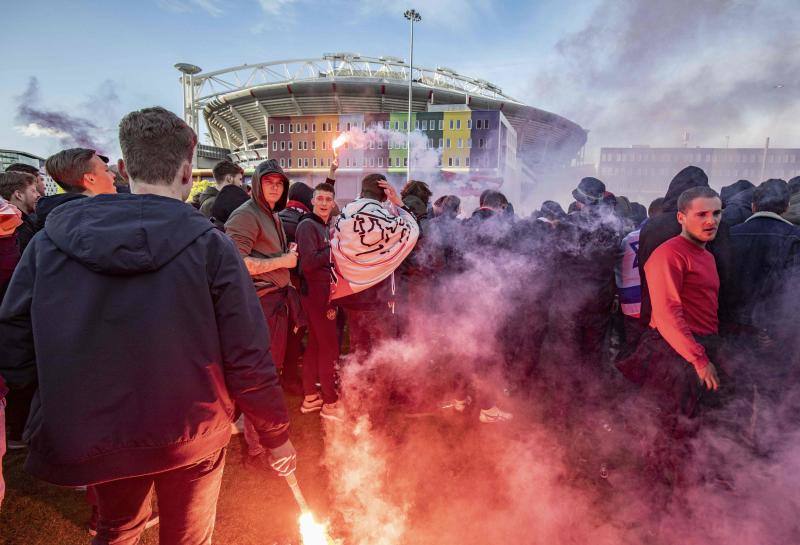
284,472,310,513
332,133,348,158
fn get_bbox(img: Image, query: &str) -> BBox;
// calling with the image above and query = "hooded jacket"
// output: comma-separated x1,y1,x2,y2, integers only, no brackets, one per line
210,184,249,230
0,193,289,486
197,185,220,218
278,182,314,244
638,166,709,324
721,186,754,228
225,160,291,296
33,193,87,233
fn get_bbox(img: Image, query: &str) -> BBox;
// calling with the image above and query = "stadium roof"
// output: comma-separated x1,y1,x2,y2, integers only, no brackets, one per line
182,54,587,167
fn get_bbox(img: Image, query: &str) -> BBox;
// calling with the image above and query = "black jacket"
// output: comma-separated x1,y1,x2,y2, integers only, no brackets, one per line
15,212,37,255
638,166,709,324
210,185,249,230
721,187,754,228
0,194,289,486
723,213,800,335
33,193,87,233
296,213,332,287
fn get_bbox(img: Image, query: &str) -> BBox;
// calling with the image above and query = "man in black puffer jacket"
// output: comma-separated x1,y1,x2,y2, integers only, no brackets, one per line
0,107,294,544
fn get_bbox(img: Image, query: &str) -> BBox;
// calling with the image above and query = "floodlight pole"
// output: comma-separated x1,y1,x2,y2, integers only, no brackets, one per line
404,9,421,183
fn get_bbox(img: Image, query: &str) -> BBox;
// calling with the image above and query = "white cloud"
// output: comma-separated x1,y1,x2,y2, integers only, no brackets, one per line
257,0,297,15
16,123,70,140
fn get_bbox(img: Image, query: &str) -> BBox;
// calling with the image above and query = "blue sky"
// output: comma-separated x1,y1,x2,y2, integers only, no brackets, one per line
2,0,797,160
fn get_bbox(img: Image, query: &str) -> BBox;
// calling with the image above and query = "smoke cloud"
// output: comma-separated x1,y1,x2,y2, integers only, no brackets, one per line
314,206,800,545
15,77,118,154
527,0,800,156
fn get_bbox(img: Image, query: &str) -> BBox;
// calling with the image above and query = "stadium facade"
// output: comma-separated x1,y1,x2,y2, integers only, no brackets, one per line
179,54,587,202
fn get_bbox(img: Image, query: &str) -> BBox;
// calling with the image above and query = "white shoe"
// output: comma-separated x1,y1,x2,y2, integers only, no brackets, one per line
479,406,513,423
320,401,345,422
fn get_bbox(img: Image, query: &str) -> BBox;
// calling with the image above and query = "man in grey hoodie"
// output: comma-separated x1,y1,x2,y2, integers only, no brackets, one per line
225,159,298,464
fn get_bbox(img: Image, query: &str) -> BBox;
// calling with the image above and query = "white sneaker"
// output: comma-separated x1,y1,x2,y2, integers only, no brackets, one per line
300,396,324,414
6,439,27,450
479,406,513,423
320,401,345,422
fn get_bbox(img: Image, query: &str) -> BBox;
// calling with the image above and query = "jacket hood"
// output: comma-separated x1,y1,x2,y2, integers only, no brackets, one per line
721,179,755,205
210,184,249,225
662,166,709,211
287,181,313,210
251,159,289,214
726,186,755,208
45,194,214,275
34,193,87,231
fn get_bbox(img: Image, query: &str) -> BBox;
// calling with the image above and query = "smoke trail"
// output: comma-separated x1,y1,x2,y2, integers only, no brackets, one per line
527,0,800,154
15,77,112,153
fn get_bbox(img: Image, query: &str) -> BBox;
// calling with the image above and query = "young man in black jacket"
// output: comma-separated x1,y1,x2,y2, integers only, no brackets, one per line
0,107,295,544
296,182,342,420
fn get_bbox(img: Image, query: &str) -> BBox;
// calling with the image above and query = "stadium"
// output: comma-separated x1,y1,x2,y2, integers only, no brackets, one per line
179,53,587,203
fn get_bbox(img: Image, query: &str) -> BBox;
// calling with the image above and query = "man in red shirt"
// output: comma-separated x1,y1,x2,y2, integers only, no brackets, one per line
618,186,723,416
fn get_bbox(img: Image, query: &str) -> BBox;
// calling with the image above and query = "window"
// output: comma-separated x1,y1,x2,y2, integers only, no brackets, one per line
467,138,472,148
280,123,285,133
304,123,308,133
312,141,316,150
346,122,351,131
455,157,460,166
304,158,309,167
313,158,317,167
404,157,408,167
280,141,286,151
449,120,454,130
289,124,293,134
336,123,340,131
378,157,383,167
312,123,316,132
403,121,408,130
446,138,451,148
378,140,383,149
346,158,351,167
467,119,472,129
288,158,292,167
456,120,461,129
327,158,331,166
270,124,275,134
438,120,443,130
466,157,470,167
296,123,301,133
288,141,293,151
422,120,428,130
369,140,375,149
388,141,393,150
415,120,420,130
370,157,375,167
394,121,400,130
448,157,453,166
361,122,365,130
483,120,489,130
280,158,285,167
438,138,443,148
479,138,485,149
272,141,278,151
457,138,462,148
384,121,390,129
322,141,327,150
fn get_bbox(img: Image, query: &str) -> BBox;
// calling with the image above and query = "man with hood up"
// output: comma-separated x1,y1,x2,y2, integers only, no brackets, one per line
720,179,755,228
0,107,294,543
638,166,709,326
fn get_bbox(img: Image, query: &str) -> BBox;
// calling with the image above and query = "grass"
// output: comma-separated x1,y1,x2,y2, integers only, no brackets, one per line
1,394,330,545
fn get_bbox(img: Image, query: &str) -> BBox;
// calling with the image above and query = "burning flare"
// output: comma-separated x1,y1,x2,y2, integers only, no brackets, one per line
332,133,348,156
298,512,334,545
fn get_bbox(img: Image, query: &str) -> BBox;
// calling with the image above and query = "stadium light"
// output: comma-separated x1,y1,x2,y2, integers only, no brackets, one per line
404,9,421,183
175,63,203,164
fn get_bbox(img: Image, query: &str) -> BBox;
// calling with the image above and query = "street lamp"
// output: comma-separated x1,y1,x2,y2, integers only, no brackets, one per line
174,63,202,136
404,9,421,182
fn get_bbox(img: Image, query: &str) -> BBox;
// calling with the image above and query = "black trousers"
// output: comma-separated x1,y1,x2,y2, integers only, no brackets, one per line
300,282,339,404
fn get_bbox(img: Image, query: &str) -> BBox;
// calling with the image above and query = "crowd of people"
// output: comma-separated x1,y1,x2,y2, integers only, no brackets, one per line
1,105,799,544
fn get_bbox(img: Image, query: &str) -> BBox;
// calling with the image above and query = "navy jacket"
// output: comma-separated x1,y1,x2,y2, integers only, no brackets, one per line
296,213,332,287
0,193,289,486
724,213,800,335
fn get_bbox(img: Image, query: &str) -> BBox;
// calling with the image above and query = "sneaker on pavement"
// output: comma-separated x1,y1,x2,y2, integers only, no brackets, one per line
300,395,324,414
320,401,345,422
479,406,513,423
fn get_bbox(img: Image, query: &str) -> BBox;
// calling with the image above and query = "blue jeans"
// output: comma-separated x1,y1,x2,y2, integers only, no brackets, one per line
92,449,225,545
